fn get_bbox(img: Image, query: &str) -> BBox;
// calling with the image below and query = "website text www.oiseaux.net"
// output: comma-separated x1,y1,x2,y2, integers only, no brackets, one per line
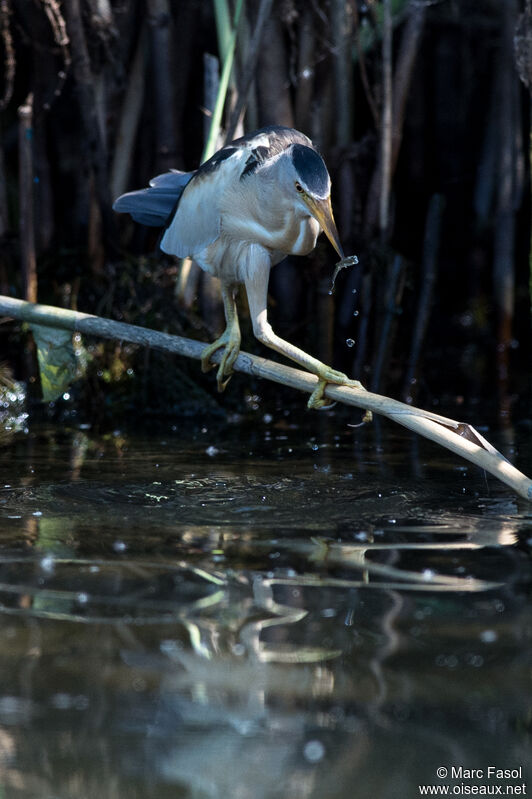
418,767,526,796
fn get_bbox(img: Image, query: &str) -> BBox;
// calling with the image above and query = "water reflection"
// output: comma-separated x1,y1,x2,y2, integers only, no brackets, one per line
0,422,531,798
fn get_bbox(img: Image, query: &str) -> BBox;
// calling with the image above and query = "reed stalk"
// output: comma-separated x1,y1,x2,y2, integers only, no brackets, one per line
202,0,244,163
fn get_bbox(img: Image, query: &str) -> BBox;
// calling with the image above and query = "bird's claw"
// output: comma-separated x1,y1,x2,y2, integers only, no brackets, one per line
307,367,373,423
217,371,233,392
307,378,336,410
201,330,241,392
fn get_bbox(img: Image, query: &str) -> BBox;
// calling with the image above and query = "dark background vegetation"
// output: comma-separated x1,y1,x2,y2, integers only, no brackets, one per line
0,0,531,424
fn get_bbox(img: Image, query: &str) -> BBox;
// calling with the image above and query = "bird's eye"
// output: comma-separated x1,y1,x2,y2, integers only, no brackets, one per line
295,182,304,193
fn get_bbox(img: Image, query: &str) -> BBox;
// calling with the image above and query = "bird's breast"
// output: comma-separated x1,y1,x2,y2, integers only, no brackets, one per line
287,215,321,255
220,201,320,257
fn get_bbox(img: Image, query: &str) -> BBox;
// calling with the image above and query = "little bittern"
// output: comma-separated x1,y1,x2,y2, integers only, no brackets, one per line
114,125,365,408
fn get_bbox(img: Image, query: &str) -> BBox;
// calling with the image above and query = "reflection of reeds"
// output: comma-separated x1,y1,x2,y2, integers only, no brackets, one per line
0,531,501,664
270,573,499,594
0,558,226,625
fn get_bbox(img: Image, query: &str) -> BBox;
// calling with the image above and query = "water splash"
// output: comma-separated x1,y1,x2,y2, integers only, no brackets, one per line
329,254,359,294
0,374,28,438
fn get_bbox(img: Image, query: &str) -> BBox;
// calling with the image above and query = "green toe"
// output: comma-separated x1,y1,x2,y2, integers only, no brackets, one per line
307,365,370,414
201,328,241,392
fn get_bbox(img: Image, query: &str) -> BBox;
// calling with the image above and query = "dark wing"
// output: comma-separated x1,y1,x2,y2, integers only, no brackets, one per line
230,125,312,156
112,170,194,227
240,146,270,179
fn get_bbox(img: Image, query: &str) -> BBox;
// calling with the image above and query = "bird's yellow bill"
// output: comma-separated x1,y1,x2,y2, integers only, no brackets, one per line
304,195,344,259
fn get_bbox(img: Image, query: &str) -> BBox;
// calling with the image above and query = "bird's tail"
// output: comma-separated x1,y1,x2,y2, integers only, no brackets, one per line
113,170,194,227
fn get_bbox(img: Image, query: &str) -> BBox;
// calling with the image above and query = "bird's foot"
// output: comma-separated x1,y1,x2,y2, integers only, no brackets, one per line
308,366,373,422
201,325,241,392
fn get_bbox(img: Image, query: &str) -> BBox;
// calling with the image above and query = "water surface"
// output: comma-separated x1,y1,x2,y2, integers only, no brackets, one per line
0,414,531,798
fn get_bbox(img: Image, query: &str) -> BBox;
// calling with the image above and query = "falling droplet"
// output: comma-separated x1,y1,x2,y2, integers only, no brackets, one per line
346,338,355,348
304,740,325,763
353,310,359,317
40,555,55,574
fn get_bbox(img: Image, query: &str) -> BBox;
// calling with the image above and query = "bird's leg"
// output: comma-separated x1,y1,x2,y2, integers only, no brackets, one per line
245,269,370,415
201,283,241,391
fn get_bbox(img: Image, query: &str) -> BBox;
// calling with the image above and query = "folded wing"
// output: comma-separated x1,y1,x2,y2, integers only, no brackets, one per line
112,170,194,227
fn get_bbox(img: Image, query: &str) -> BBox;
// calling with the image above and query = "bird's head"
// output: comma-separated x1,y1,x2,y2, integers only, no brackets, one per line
285,144,344,259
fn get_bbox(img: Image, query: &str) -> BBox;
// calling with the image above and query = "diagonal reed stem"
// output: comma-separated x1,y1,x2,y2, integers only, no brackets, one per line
202,0,244,163
0,294,531,501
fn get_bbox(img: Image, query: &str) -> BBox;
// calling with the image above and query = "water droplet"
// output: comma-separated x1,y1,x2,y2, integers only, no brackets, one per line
328,290,333,296
160,640,181,657
480,629,497,643
353,310,359,317
205,445,219,457
346,338,355,348
40,555,55,573
352,288,357,294
52,693,73,710
113,540,127,553
304,740,325,763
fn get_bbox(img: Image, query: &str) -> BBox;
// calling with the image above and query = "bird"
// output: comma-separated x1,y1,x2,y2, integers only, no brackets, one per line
113,125,365,409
